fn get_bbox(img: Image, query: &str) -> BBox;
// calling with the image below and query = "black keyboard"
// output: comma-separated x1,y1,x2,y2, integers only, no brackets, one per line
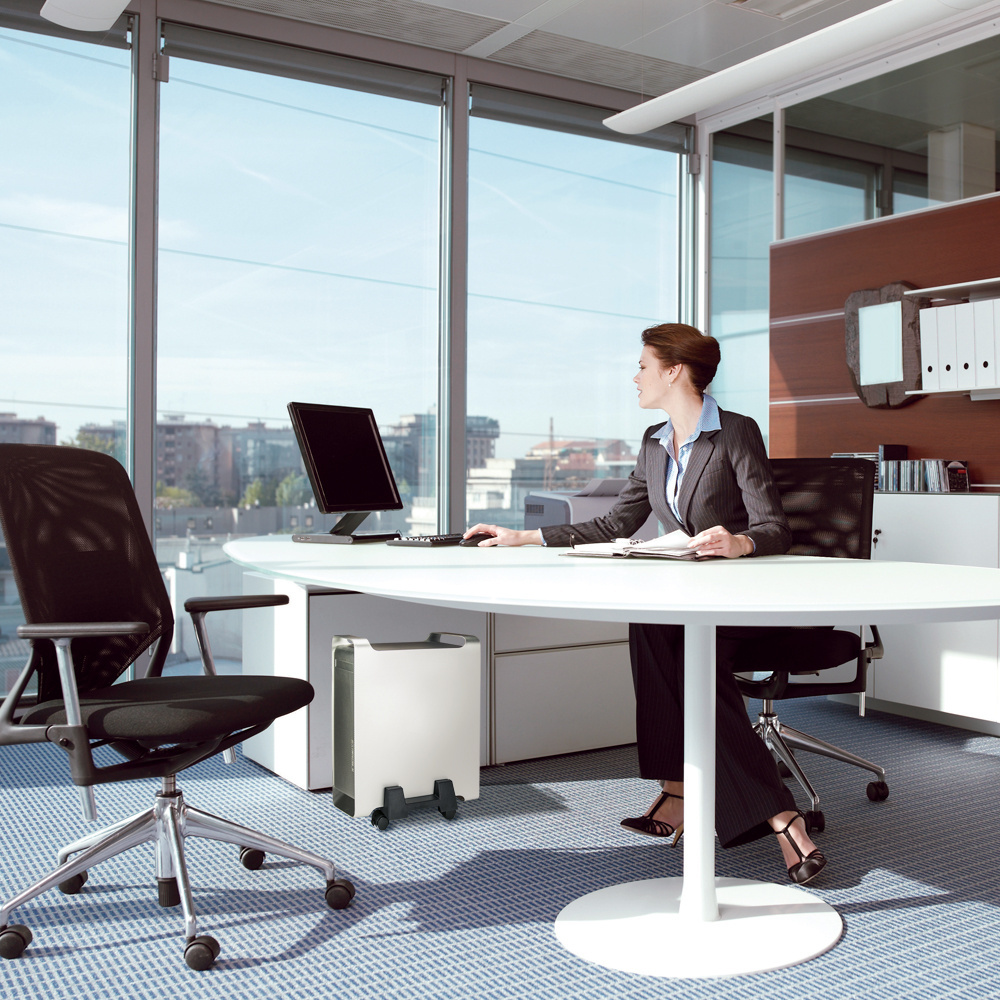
386,533,465,547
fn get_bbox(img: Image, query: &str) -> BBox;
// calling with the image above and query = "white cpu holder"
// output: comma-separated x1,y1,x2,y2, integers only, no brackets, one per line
331,633,481,825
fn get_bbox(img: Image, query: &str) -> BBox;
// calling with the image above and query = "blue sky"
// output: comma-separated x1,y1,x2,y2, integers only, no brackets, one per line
2,26,679,464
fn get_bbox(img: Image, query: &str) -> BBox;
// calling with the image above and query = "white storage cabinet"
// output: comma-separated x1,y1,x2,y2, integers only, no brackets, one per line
870,493,1000,723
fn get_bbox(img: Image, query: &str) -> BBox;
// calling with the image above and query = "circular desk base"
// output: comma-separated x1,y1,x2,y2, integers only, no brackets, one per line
554,877,842,978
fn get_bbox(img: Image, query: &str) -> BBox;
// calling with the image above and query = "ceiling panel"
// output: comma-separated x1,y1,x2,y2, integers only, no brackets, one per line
620,3,778,69
204,0,508,52
416,0,542,17
519,0,715,51
489,27,706,94
690,0,889,71
197,0,975,113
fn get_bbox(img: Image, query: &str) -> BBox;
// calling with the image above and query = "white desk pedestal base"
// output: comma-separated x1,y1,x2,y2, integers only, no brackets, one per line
554,876,842,977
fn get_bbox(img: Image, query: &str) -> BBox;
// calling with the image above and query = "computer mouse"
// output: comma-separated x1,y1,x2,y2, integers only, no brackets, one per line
459,532,495,547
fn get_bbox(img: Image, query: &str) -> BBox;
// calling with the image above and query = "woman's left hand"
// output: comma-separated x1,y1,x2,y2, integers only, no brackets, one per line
688,525,753,559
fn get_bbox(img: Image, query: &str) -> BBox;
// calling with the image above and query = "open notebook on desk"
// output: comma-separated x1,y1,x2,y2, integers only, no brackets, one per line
562,530,700,561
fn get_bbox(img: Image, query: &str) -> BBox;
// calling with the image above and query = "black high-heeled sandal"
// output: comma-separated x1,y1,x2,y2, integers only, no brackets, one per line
620,790,684,846
775,810,827,885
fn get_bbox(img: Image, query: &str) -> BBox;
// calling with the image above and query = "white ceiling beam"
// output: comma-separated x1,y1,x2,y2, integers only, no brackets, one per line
697,0,1000,131
605,0,997,133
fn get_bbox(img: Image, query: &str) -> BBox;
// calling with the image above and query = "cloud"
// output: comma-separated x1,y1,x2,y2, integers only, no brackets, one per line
0,194,127,242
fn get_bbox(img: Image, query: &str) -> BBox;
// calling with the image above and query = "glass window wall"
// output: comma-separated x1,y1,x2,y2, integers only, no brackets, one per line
0,21,131,692
709,130,773,438
784,146,877,239
466,95,684,529
156,37,443,670
783,30,1000,236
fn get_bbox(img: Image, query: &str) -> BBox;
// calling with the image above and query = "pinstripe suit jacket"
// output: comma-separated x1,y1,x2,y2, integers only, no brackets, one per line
539,408,791,555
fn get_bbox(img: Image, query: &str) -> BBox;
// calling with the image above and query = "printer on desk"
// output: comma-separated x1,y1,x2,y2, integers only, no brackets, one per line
523,478,659,539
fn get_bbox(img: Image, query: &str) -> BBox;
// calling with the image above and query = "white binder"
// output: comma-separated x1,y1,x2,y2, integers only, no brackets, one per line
936,305,958,390
955,301,977,389
974,299,997,388
919,307,939,391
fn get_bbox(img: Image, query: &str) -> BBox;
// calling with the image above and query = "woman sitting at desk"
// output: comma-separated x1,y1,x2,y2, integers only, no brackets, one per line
463,322,826,885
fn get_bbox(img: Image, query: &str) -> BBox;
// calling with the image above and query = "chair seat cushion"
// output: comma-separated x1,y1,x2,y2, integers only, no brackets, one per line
22,675,313,744
730,628,862,675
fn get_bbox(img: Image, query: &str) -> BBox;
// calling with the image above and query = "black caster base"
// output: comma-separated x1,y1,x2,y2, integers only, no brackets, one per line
325,878,356,909
239,847,266,870
158,876,181,907
59,870,89,895
867,780,889,801
803,810,825,834
370,779,463,831
0,924,32,960
184,934,221,971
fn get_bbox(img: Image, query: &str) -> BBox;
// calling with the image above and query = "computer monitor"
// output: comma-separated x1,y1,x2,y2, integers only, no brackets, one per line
287,401,402,543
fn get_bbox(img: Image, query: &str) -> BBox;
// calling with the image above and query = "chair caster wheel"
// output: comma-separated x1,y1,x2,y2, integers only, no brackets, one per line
184,934,221,970
867,780,889,801
371,808,390,831
325,878,356,909
777,761,793,779
803,810,825,834
438,806,456,820
0,924,32,960
239,847,265,870
59,871,88,894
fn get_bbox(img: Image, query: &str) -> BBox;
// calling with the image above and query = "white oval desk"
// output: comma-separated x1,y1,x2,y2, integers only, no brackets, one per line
225,537,1000,977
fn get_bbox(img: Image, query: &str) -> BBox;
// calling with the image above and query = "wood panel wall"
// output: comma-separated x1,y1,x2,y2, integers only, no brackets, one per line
769,193,1000,485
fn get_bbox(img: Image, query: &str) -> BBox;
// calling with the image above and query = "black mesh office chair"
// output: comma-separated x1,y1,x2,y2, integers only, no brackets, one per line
0,444,355,969
733,457,888,834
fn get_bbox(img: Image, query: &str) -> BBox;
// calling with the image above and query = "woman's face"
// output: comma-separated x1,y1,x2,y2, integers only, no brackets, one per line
634,345,680,411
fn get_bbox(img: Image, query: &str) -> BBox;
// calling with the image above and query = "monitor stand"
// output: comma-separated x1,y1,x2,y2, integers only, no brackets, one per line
292,511,400,545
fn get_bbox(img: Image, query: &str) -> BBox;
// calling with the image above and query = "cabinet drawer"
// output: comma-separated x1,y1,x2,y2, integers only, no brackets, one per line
494,614,628,652
493,643,635,763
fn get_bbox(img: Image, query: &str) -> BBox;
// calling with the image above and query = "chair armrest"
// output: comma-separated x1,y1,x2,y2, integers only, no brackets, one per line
18,622,150,640
183,595,289,614
183,595,289,678
12,628,109,822
183,594,289,767
865,625,884,661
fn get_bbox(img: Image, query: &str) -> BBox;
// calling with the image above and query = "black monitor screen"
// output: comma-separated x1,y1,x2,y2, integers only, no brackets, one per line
287,402,403,514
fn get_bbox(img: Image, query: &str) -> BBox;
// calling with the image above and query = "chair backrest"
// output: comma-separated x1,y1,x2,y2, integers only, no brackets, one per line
0,444,173,701
768,457,875,560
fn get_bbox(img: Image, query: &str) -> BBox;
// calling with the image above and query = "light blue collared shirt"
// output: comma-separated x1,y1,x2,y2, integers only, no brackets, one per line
651,393,721,523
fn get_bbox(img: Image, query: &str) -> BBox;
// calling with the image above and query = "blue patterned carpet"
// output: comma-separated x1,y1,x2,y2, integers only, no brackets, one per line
1,699,997,1000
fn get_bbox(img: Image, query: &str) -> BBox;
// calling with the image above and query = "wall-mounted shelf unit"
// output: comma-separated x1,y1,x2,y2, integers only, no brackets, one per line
905,277,1000,399
903,276,1000,301
905,387,1000,400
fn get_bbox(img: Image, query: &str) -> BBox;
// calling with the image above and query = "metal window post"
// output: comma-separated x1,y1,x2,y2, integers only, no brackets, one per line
440,64,469,533
129,0,160,541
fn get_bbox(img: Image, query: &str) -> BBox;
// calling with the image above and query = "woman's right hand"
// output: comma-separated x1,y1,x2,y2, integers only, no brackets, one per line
463,524,542,547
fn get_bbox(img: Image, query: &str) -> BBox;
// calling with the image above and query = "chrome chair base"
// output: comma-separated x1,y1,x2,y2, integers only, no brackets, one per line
755,704,888,820
0,775,343,964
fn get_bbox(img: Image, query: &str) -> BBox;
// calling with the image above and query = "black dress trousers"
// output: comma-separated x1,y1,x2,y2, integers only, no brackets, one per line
628,622,796,849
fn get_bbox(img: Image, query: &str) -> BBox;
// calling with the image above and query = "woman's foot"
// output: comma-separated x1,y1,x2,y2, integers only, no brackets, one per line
620,782,684,845
771,810,826,884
